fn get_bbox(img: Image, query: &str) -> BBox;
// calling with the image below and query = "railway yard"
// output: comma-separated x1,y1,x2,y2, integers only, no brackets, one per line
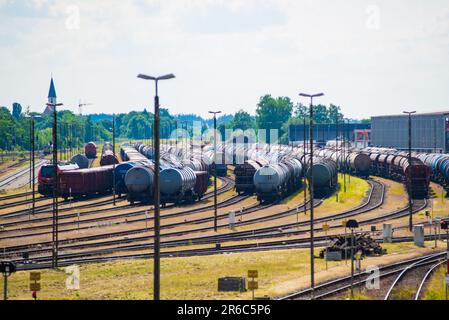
1,139,449,300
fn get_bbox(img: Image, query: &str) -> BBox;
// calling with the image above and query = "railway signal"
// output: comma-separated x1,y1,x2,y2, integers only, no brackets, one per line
346,219,359,299
1,261,16,300
137,72,175,301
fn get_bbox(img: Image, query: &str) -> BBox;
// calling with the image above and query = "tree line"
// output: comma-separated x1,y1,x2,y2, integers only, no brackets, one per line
1,96,363,151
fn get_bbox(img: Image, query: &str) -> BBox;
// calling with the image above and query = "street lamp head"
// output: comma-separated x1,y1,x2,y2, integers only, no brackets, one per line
208,111,222,114
299,93,324,98
158,74,176,80
403,111,417,115
137,73,176,81
137,74,156,80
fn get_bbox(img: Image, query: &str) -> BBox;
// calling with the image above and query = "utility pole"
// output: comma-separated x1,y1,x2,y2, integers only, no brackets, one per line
209,110,222,232
138,73,175,301
403,110,416,232
299,92,324,300
47,102,63,269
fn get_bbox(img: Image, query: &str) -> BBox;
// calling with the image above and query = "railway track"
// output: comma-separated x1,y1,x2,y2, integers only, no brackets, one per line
0,191,38,202
1,178,427,271
384,254,446,300
279,252,447,300
0,175,234,219
2,179,383,265
0,159,45,189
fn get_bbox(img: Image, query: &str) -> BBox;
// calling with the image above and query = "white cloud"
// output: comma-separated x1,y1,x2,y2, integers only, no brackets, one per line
0,0,449,118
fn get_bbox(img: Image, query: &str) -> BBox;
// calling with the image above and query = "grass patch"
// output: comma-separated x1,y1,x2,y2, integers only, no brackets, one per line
422,266,448,300
0,241,434,300
316,174,369,213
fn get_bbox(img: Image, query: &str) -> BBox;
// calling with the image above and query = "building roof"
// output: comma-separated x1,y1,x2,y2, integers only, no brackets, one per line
372,111,449,119
48,77,57,98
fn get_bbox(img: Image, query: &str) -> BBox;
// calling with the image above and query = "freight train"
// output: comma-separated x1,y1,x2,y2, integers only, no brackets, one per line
254,157,303,202
71,154,89,169
37,163,79,196
121,143,210,205
100,142,119,166
57,165,114,200
85,142,97,159
362,148,430,199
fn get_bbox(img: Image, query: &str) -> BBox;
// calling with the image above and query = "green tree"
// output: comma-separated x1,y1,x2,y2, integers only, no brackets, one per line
256,95,293,143
231,109,255,131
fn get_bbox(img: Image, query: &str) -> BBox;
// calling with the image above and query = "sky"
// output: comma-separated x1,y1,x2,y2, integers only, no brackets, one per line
0,0,449,119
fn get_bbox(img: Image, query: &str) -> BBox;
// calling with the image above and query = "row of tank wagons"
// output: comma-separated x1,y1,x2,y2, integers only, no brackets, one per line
232,145,338,202
416,153,449,188
253,157,304,202
362,148,430,199
100,142,119,166
314,149,372,178
120,144,210,206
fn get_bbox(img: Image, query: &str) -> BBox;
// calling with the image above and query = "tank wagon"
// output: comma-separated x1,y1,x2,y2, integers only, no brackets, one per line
202,149,228,177
234,158,269,194
418,153,449,188
57,165,114,200
253,158,303,202
71,154,89,169
85,142,97,159
123,143,210,205
363,148,430,199
100,142,119,166
37,163,79,196
315,148,371,178
125,163,155,204
302,155,338,197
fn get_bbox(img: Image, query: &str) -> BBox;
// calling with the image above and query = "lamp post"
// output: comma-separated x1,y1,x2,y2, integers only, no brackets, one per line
403,110,416,232
137,73,175,300
47,102,63,269
299,92,324,300
209,110,222,232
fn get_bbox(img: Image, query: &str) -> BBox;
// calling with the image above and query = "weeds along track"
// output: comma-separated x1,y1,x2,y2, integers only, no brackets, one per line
0,176,234,219
279,252,446,300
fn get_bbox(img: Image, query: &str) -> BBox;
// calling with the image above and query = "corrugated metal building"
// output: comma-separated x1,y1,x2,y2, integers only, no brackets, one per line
371,111,449,153
288,123,370,143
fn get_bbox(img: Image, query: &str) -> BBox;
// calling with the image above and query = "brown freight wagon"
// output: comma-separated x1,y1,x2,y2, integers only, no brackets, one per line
194,171,209,200
57,165,114,199
100,150,119,166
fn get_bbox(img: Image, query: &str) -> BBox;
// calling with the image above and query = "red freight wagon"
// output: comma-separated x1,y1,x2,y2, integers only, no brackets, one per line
100,150,119,166
85,142,97,159
57,165,113,199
